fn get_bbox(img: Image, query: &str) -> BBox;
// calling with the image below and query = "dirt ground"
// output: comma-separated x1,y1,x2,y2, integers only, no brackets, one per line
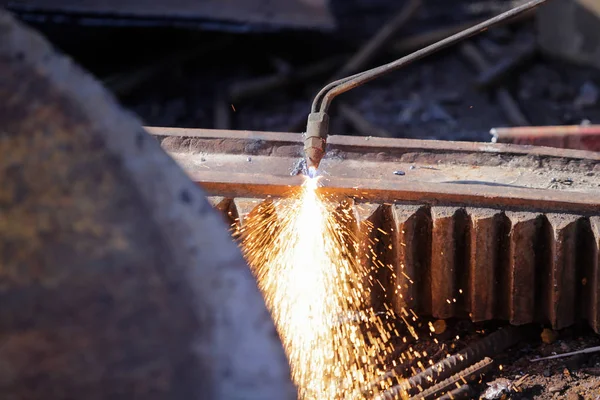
398,319,600,399
18,0,600,398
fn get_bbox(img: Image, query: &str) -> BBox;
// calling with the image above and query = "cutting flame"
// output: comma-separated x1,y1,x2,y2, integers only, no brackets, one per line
239,176,409,399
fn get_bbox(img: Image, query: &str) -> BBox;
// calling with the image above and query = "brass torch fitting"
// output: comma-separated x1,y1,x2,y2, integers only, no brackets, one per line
304,112,329,172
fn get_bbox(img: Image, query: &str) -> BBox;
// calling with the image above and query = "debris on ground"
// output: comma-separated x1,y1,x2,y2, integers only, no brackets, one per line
541,328,559,345
482,378,513,399
431,319,447,335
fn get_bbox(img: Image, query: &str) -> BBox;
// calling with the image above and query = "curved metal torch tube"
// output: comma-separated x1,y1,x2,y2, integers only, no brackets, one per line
317,0,548,114
304,0,550,173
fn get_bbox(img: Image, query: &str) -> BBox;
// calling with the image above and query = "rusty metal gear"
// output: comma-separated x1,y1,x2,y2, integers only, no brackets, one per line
152,127,600,333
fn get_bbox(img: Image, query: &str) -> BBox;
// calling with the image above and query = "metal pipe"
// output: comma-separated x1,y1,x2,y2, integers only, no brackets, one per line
303,0,550,172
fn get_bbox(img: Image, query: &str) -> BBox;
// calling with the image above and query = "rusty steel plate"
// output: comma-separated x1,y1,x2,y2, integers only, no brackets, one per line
150,126,600,332
0,10,294,400
3,0,335,31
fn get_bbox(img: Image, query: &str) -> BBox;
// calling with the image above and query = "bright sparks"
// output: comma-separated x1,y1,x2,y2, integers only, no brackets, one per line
239,177,410,399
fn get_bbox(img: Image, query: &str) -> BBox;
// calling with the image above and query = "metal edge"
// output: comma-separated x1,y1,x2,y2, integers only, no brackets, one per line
146,126,600,161
191,171,600,214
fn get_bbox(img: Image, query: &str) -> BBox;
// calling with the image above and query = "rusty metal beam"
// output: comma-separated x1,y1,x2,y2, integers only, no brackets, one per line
491,125,600,152
148,127,600,213
148,126,600,161
191,171,600,214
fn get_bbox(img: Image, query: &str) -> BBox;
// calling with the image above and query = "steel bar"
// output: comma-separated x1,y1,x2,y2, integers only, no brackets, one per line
407,357,494,400
491,124,600,152
402,326,522,396
435,384,473,400
147,126,600,160
377,327,521,399
191,171,600,214
530,345,600,362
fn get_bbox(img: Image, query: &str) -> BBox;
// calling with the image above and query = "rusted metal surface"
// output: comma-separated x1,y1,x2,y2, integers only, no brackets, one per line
0,10,294,400
152,127,600,332
3,0,334,31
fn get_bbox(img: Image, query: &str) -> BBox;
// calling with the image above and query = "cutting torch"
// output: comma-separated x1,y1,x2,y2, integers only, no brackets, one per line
303,0,549,175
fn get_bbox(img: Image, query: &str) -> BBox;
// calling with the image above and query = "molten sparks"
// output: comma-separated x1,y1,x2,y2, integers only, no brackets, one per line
239,176,410,399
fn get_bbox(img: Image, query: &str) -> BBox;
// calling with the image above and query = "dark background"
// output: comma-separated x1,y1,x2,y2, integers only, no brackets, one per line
12,0,600,143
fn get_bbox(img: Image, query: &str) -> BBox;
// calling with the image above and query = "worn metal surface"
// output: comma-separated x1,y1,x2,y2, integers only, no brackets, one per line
153,127,600,332
0,10,295,400
3,0,334,31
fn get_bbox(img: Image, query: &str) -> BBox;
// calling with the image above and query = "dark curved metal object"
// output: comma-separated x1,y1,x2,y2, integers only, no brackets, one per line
0,10,295,400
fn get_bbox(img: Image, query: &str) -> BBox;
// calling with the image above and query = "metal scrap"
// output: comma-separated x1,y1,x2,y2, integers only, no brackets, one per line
408,357,494,400
374,326,522,399
531,345,600,362
490,124,600,152
401,326,523,397
436,384,473,400
482,378,514,399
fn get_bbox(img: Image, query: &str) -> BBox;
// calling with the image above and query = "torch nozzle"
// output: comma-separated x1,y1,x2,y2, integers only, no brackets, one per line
304,112,329,174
